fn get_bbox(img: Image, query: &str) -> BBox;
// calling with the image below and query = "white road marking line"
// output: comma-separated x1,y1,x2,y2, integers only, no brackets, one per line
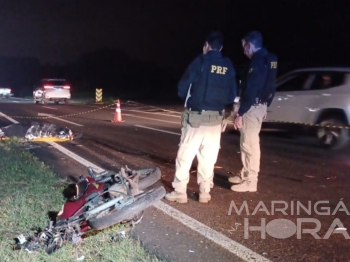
38,113,83,127
46,141,270,262
0,112,19,124
46,142,104,173
335,228,347,231
123,110,236,128
1,110,269,261
123,109,181,118
111,106,145,110
135,125,180,136
154,201,271,262
42,106,58,110
12,101,19,103
122,113,179,125
125,100,185,114
2,123,16,129
155,108,185,113
144,108,161,112
131,118,281,135
123,109,236,127
50,118,83,127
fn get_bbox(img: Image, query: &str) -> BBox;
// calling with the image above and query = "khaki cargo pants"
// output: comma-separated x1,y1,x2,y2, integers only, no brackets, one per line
172,110,222,194
239,104,267,182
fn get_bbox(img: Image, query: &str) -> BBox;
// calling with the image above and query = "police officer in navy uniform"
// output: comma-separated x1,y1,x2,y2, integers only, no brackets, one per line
165,31,238,203
229,31,278,192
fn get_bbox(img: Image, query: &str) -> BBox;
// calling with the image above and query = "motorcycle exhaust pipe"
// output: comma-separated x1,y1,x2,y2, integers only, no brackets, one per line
86,196,124,218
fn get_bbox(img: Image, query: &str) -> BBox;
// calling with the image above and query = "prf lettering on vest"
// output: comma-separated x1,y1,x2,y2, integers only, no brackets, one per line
271,62,277,69
211,65,228,75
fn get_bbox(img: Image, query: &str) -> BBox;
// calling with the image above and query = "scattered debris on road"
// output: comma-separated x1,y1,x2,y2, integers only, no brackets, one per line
0,122,74,142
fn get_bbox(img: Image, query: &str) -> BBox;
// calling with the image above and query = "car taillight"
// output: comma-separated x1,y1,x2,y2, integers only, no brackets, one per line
44,85,54,89
63,85,70,89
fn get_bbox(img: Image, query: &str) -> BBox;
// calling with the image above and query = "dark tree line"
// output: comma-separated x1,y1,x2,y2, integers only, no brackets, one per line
2,47,343,102
0,48,178,101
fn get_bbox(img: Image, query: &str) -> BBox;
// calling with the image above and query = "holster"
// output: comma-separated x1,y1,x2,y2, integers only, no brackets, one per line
181,110,190,128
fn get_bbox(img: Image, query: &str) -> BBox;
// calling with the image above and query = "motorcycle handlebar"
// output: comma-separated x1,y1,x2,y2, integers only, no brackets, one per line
87,167,119,183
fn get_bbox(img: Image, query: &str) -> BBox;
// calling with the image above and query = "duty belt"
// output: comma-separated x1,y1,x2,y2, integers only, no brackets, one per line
182,109,223,128
253,102,267,106
187,108,222,115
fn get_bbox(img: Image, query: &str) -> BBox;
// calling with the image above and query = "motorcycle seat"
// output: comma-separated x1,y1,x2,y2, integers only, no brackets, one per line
74,179,89,201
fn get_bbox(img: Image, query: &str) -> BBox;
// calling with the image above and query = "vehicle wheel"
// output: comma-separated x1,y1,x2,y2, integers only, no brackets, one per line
316,117,349,150
133,167,162,190
88,186,165,230
55,101,59,105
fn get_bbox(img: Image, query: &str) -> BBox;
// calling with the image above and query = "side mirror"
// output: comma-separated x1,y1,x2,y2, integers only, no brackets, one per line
87,167,95,178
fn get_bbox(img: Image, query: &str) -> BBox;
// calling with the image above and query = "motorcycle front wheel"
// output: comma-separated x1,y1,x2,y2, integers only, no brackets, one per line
131,167,162,190
87,186,165,230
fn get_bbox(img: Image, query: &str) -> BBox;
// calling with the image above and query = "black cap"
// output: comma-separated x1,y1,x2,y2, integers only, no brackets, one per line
243,31,263,48
206,31,224,50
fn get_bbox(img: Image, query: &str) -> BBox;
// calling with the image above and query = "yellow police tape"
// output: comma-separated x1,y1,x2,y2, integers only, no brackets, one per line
265,120,350,130
5,102,116,120
3,100,350,130
128,100,350,130
225,119,350,130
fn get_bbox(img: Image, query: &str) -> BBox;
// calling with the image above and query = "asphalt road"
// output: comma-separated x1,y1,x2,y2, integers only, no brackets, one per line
1,97,349,261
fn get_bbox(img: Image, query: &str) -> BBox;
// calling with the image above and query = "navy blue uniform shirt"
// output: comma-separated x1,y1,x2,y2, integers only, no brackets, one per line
238,48,278,116
178,50,237,112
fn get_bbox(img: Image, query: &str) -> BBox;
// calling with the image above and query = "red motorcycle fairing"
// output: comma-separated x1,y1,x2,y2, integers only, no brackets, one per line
57,177,105,220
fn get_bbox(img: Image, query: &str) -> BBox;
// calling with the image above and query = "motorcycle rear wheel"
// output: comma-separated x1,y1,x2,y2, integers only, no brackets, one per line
88,186,165,230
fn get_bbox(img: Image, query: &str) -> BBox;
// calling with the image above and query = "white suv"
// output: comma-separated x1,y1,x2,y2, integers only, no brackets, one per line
33,79,71,105
0,87,13,98
265,67,350,149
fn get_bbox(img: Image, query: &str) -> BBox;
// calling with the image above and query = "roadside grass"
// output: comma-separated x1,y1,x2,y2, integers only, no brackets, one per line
0,140,163,262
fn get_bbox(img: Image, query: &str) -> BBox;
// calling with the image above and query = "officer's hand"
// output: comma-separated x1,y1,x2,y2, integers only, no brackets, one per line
233,116,243,129
263,112,267,120
203,44,208,55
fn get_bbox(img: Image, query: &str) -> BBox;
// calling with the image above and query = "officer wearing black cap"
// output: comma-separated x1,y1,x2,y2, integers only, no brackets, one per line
165,31,237,203
229,31,278,192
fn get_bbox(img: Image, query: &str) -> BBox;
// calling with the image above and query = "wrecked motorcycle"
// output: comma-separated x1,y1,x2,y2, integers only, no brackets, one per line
14,166,165,254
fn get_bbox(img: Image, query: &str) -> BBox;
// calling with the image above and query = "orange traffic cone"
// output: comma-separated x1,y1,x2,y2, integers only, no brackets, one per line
112,99,125,122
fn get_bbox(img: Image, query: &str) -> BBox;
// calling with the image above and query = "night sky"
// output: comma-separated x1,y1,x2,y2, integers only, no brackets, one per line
1,0,350,77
